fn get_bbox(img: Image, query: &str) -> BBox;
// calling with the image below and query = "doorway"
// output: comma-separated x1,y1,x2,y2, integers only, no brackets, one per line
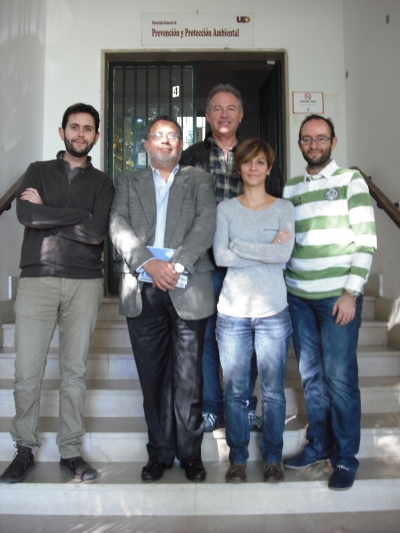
105,51,286,295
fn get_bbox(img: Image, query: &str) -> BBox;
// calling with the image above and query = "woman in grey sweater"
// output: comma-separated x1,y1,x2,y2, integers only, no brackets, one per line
214,139,294,484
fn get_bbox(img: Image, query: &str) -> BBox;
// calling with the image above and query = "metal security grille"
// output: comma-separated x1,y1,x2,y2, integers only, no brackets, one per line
108,62,196,181
107,62,196,294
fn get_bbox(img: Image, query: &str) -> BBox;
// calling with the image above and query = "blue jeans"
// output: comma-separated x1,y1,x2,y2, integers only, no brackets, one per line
287,292,363,472
202,266,257,417
216,309,291,464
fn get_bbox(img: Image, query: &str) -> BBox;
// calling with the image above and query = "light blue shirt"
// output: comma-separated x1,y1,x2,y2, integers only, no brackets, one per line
135,164,179,274
152,164,179,247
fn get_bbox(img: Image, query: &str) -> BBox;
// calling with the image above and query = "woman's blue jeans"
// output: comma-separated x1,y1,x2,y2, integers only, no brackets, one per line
202,267,257,418
216,308,291,464
287,293,363,472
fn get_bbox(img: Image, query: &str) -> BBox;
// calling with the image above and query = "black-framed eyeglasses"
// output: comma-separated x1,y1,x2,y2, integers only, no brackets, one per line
300,136,332,146
149,132,181,141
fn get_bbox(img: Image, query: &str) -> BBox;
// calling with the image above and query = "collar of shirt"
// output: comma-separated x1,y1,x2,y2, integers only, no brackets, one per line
151,164,179,188
304,159,339,182
209,136,242,202
57,150,91,171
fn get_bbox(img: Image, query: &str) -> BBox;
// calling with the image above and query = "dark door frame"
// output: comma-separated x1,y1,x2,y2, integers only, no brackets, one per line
102,49,288,295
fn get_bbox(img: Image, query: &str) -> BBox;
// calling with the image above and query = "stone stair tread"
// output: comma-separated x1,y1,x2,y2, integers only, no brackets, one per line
1,376,399,391
358,376,400,388
1,458,400,517
2,319,127,329
0,346,134,358
3,345,400,358
360,319,388,326
0,457,399,485
0,416,147,433
1,412,400,434
0,379,142,391
3,316,387,328
356,345,400,355
1,511,400,533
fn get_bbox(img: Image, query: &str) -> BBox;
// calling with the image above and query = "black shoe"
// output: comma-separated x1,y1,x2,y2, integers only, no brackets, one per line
0,444,35,484
181,459,207,482
141,460,172,482
59,456,97,481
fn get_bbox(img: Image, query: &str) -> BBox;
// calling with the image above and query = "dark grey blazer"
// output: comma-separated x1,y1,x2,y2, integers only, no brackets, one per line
109,166,217,320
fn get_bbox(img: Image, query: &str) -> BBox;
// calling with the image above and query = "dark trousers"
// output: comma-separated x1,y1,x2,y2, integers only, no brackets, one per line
127,284,207,465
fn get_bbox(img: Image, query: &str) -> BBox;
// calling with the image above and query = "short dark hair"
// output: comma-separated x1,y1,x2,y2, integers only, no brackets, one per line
206,84,243,112
61,103,100,132
234,138,275,171
299,114,335,140
144,115,183,140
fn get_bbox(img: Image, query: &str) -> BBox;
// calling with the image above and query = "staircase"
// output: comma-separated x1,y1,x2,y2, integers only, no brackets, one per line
1,294,400,519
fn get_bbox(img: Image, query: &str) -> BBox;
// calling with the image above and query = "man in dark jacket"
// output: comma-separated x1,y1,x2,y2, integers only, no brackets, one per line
180,84,283,433
0,103,115,484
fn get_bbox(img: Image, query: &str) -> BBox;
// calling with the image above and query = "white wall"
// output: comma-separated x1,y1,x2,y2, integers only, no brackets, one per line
343,0,400,298
0,0,46,300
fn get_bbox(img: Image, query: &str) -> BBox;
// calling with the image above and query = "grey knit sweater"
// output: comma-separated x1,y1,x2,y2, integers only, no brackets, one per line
213,197,294,318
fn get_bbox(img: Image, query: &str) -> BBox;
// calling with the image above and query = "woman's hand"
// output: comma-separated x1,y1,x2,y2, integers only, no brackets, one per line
272,229,291,245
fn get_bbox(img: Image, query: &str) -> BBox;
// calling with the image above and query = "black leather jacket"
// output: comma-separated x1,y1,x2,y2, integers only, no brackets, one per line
180,131,284,198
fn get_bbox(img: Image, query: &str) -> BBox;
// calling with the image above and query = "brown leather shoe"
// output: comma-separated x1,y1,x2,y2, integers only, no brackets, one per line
263,462,284,483
225,463,246,483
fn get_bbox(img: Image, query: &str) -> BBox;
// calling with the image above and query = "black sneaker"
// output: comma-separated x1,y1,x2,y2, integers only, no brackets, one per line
0,444,35,484
59,456,97,481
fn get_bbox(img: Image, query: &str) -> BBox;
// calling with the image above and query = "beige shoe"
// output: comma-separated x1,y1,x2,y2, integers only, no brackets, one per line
225,463,246,483
263,462,284,483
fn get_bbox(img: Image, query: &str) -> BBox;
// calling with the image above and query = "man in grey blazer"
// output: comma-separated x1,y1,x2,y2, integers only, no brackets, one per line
109,115,216,482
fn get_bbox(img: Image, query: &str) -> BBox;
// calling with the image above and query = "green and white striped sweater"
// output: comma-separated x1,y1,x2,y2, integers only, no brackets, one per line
283,160,377,300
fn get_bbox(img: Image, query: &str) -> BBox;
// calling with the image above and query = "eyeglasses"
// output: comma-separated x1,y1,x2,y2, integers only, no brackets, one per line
300,136,332,146
149,131,181,141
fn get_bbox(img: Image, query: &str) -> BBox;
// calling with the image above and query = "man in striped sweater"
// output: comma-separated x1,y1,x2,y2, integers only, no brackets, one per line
283,114,377,490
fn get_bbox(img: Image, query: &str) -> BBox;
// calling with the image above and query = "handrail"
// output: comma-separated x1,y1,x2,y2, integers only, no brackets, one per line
0,175,24,216
351,166,400,230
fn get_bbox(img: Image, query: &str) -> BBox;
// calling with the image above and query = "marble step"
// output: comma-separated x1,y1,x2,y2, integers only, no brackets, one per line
1,377,400,419
1,510,400,533
1,317,388,349
0,457,399,516
0,346,140,380
1,344,399,381
0,413,398,464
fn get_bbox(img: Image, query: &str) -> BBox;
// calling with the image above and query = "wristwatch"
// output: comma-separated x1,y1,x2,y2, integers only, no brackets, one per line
173,263,185,274
345,289,360,298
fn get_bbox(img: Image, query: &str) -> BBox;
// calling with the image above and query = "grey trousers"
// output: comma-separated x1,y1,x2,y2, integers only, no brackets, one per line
11,277,103,458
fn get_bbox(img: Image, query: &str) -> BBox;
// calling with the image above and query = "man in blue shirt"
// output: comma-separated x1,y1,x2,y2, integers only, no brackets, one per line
109,116,216,482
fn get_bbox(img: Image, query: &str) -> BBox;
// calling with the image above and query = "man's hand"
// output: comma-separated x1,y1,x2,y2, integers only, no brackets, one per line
20,188,43,204
332,291,356,325
143,259,179,291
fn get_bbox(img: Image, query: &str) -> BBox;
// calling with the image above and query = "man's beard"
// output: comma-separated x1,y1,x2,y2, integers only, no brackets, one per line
147,147,182,169
303,147,332,169
64,138,94,158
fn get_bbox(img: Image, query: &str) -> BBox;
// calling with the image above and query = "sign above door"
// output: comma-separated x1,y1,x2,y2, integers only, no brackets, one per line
142,12,254,46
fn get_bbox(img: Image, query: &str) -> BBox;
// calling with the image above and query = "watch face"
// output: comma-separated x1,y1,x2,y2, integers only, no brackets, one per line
174,263,184,274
